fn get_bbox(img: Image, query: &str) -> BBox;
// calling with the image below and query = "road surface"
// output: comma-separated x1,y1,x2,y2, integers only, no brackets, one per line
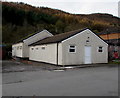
2,64,118,96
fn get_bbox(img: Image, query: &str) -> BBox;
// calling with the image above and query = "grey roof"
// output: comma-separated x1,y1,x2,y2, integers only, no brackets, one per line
29,28,88,46
14,29,51,44
29,28,106,46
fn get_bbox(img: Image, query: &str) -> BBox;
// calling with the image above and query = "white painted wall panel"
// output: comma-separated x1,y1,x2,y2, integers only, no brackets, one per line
12,45,15,56
12,42,24,58
12,30,53,58
23,30,53,45
62,29,108,65
23,43,29,57
29,43,57,64
58,43,62,65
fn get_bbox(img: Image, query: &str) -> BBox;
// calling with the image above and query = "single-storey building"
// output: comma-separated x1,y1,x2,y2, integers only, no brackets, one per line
12,30,53,58
29,28,108,65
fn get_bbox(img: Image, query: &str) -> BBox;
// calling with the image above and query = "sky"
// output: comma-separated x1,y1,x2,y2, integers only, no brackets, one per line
2,0,120,17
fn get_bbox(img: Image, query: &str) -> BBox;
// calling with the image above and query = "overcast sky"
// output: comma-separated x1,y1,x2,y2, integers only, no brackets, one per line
3,0,120,17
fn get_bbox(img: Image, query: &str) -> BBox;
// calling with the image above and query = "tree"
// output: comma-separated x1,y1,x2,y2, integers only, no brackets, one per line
55,20,65,33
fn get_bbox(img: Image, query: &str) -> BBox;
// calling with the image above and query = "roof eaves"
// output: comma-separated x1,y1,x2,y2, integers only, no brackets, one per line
13,29,51,45
13,41,23,45
29,41,60,46
88,29,108,45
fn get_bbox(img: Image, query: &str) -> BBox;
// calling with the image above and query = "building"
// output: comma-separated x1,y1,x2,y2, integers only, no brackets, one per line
12,30,53,58
98,28,120,60
29,28,108,65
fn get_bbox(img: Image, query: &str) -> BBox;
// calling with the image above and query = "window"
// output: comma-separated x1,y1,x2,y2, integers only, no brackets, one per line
31,48,34,50
41,47,45,50
86,37,90,44
69,45,76,53
98,46,103,52
86,40,89,43
36,48,38,50
20,46,22,49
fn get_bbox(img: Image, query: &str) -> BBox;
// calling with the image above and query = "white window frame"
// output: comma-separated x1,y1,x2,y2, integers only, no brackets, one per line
69,45,76,53
97,46,104,53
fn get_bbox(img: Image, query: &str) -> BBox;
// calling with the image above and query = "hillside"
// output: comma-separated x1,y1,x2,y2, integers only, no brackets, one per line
2,1,120,44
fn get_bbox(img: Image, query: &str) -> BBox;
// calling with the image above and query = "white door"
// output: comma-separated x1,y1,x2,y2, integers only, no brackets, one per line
84,46,91,64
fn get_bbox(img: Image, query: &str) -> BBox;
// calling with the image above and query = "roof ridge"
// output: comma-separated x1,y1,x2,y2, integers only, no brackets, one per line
13,29,51,44
29,28,88,46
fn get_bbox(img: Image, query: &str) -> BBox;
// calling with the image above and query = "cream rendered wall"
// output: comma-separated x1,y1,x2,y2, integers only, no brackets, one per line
12,45,16,56
61,29,108,65
29,43,57,64
12,30,53,58
58,43,62,65
12,43,29,58
12,42,24,57
23,30,53,45
23,43,29,57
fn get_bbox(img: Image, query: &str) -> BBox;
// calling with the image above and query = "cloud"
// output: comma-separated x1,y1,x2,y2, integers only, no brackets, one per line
3,0,120,3
119,1,120,17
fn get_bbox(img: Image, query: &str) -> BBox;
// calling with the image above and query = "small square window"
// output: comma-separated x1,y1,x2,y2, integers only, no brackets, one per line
20,46,22,49
70,46,75,48
86,40,89,42
98,46,103,52
31,48,34,50
69,49,75,52
69,45,76,53
36,48,38,50
42,47,45,50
